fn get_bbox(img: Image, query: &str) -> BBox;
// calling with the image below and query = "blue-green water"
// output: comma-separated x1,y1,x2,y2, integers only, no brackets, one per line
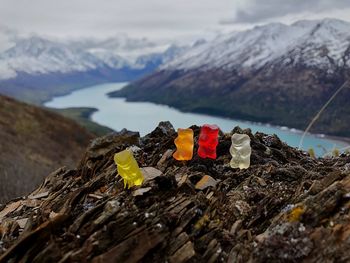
45,82,348,156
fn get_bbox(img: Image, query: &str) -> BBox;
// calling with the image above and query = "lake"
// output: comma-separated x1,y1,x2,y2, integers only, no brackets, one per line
45,82,348,156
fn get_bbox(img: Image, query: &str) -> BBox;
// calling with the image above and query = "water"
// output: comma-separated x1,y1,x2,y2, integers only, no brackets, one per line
45,82,348,156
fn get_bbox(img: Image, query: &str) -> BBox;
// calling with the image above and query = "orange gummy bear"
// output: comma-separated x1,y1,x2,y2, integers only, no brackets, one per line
173,128,194,161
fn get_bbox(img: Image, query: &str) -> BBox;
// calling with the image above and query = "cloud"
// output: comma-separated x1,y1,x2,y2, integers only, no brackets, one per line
229,0,350,23
1,0,350,42
0,0,236,41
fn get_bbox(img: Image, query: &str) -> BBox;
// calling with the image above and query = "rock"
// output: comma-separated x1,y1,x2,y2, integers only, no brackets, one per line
256,177,267,187
169,241,195,263
88,194,103,200
28,191,49,200
141,167,163,182
157,149,174,171
49,211,59,219
0,201,22,223
146,121,175,137
16,218,28,229
195,175,218,190
86,129,140,160
230,219,243,235
1,124,350,262
254,223,313,261
168,232,189,255
132,187,152,197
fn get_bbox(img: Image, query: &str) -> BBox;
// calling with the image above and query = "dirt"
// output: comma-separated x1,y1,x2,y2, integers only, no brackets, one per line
1,122,350,262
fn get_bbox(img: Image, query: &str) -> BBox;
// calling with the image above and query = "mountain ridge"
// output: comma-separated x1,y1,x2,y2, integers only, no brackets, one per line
162,18,350,71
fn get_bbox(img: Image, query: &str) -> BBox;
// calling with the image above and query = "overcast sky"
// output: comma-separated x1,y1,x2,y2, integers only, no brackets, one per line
1,0,350,42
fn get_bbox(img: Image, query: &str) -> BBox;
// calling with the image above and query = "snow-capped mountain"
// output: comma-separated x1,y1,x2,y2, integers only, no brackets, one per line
0,36,108,79
164,18,350,71
0,31,191,103
112,18,350,137
0,34,187,81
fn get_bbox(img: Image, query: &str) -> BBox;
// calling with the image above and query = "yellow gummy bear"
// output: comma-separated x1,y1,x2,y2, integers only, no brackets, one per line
114,149,144,188
173,128,194,161
230,134,251,169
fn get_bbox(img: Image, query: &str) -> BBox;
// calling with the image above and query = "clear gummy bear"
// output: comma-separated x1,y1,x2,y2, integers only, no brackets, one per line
230,134,251,169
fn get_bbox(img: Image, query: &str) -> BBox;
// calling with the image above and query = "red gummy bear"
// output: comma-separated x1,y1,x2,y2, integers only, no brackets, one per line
198,124,219,159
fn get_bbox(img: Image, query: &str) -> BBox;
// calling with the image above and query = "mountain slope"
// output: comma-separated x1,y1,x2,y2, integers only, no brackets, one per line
111,19,350,137
0,95,95,202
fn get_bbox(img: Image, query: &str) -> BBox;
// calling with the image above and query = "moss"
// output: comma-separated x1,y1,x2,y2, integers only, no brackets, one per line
287,206,305,222
194,214,210,230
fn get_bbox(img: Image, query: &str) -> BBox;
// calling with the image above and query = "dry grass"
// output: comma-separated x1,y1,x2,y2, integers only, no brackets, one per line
0,95,95,203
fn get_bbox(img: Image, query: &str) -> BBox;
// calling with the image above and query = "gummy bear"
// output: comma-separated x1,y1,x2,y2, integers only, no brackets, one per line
230,134,251,169
114,149,144,188
173,128,194,161
198,124,219,159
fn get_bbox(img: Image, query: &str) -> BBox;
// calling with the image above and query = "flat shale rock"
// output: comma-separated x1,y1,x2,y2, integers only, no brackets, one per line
1,123,350,262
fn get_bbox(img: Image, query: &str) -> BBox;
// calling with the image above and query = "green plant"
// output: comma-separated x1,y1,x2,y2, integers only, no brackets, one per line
308,148,316,158
332,148,340,157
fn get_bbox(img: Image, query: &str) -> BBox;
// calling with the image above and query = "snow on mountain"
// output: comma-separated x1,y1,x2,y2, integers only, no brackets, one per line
134,44,192,69
285,19,350,70
0,36,105,78
84,48,129,69
6,18,348,83
68,35,170,62
163,18,350,72
0,32,190,80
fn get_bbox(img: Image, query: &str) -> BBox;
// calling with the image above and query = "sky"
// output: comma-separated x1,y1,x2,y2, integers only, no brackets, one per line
1,0,350,42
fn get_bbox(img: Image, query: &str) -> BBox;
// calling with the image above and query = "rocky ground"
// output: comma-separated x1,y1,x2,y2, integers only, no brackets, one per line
1,122,350,262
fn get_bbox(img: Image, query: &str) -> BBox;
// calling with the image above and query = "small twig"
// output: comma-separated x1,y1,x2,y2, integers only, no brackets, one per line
299,81,349,149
